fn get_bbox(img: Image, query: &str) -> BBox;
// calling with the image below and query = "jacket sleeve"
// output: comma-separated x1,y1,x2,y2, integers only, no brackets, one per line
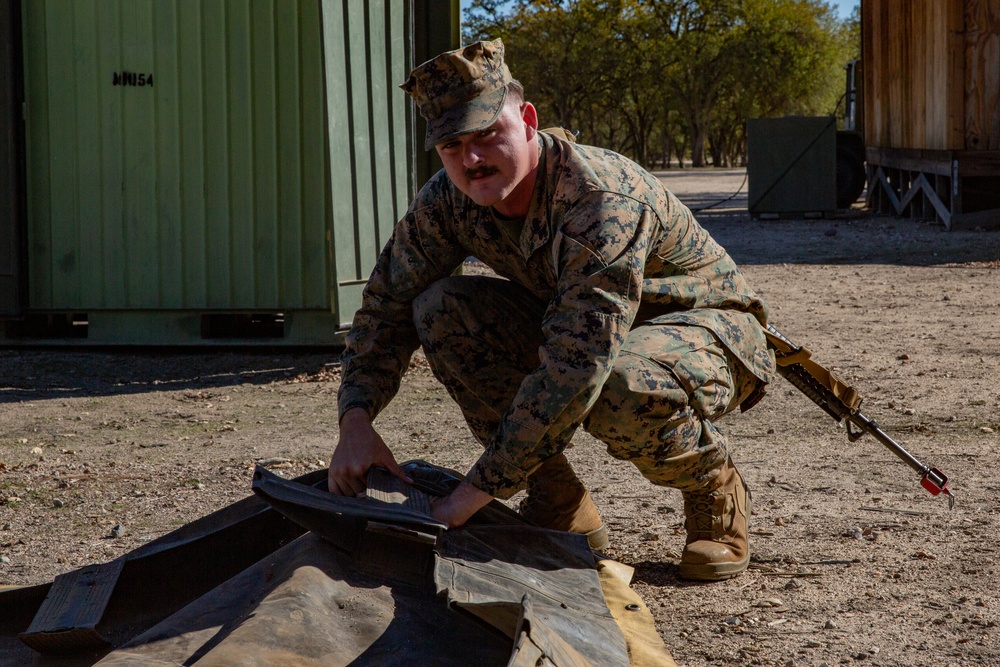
337,184,467,423
464,192,652,498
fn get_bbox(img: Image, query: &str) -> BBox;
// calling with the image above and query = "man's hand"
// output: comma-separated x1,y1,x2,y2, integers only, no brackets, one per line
430,480,493,528
328,407,411,495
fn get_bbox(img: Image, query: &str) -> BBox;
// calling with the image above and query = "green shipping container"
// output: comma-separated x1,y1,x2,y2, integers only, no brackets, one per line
4,0,454,344
747,116,837,218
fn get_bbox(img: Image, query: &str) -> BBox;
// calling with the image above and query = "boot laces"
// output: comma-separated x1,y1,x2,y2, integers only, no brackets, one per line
686,493,719,537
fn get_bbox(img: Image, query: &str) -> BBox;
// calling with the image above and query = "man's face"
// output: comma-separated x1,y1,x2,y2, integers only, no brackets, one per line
435,100,538,217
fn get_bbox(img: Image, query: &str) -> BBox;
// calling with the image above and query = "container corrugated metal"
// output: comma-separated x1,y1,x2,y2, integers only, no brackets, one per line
21,0,416,323
323,0,414,328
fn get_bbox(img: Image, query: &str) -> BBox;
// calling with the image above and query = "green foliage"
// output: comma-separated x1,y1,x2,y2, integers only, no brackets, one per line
463,0,860,168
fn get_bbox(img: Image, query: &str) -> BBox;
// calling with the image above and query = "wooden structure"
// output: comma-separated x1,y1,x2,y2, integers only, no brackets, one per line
862,0,1000,229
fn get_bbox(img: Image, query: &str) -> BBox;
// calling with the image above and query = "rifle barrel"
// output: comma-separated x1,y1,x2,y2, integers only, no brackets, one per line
770,338,954,507
848,412,930,476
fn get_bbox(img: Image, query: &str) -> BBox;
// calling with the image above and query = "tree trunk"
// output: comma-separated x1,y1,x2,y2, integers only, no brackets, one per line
691,123,709,168
708,133,724,167
675,137,687,168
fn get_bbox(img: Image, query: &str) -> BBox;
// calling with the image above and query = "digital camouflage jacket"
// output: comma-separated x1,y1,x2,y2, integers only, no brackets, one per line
338,132,775,499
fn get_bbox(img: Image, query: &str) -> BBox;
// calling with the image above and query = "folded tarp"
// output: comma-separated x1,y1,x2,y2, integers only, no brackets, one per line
3,461,675,666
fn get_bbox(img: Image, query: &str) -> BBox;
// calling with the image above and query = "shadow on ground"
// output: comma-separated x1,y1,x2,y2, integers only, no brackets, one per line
0,349,340,404
697,210,1000,266
658,168,1000,267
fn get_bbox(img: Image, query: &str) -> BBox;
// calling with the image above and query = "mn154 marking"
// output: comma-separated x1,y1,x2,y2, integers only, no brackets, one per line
112,71,153,87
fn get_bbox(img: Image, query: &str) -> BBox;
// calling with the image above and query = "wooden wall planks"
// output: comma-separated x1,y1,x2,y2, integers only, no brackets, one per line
863,0,998,151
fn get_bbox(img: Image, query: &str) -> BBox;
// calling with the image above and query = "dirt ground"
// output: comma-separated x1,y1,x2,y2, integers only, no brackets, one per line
2,170,999,667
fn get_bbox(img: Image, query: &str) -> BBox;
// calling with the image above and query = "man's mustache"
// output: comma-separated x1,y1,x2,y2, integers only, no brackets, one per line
466,166,499,180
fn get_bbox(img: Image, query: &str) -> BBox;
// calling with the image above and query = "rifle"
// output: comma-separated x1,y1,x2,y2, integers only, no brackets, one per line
764,324,955,509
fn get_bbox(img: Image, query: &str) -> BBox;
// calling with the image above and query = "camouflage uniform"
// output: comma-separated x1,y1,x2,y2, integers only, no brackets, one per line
338,130,775,500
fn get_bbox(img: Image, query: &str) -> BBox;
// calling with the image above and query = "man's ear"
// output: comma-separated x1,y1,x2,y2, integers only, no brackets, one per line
521,102,538,141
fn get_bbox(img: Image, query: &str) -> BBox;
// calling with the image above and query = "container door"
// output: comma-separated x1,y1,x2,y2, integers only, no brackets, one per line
322,0,415,328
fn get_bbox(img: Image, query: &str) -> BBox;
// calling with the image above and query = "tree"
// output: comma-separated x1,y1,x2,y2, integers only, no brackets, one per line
638,0,743,167
706,0,848,166
462,0,860,169
464,0,620,134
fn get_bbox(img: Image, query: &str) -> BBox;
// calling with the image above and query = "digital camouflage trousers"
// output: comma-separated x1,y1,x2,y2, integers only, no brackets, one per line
412,275,761,492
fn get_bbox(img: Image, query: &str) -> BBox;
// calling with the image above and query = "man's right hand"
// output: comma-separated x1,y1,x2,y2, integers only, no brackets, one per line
328,407,411,495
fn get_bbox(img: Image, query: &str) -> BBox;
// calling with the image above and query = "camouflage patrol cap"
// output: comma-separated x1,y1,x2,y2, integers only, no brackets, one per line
400,39,512,150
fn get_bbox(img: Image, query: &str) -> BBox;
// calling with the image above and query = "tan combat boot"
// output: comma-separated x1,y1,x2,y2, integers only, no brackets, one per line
678,458,750,581
519,453,609,550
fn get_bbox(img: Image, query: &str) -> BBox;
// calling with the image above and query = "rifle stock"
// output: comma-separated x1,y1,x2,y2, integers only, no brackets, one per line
764,324,954,509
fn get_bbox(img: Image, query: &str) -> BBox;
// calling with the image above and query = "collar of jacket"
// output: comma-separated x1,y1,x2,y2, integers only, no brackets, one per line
517,134,554,259
478,134,552,260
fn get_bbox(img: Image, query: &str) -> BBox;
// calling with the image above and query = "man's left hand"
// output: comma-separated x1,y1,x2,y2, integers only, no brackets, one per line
431,480,493,528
